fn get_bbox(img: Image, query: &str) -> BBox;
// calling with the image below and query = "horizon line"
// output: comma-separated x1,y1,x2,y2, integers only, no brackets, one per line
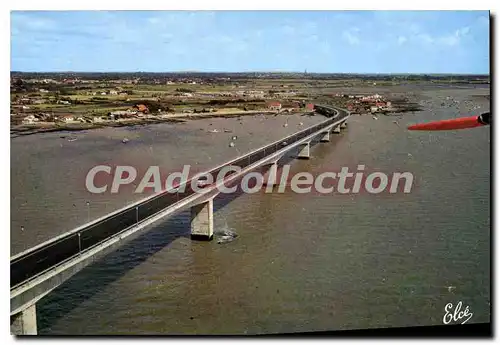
10,71,491,76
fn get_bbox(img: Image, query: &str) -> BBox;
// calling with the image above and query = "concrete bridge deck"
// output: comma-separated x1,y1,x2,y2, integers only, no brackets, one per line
10,104,349,334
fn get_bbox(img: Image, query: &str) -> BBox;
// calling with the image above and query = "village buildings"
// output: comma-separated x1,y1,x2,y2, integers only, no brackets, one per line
267,101,282,111
59,114,75,123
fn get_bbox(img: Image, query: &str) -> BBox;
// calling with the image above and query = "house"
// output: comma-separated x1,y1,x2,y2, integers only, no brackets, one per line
134,104,149,113
58,100,71,105
109,90,118,95
305,103,315,111
275,92,297,99
22,115,38,124
267,101,282,111
249,92,265,99
362,94,383,102
34,113,52,121
108,110,137,120
370,106,379,113
92,116,106,123
60,114,75,123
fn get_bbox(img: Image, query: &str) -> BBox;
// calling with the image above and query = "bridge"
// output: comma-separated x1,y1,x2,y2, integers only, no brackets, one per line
10,105,350,335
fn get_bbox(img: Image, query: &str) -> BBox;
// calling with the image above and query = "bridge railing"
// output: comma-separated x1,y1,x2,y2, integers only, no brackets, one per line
11,106,348,288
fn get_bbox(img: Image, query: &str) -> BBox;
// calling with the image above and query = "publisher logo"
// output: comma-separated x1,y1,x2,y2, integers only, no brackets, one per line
443,301,473,325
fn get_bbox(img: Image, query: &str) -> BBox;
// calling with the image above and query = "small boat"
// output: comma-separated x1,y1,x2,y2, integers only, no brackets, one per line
122,138,130,143
67,137,77,142
215,228,238,244
208,129,219,133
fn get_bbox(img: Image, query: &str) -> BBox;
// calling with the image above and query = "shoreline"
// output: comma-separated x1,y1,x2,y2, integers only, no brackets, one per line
10,118,186,138
10,110,311,138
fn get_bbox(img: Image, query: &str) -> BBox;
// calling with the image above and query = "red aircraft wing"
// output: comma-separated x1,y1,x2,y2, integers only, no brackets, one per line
408,112,490,131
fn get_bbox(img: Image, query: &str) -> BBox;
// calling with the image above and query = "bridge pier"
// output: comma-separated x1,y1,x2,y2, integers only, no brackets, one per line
333,126,341,134
263,162,279,191
297,142,310,159
11,304,37,335
190,199,214,241
320,130,330,142
341,121,347,129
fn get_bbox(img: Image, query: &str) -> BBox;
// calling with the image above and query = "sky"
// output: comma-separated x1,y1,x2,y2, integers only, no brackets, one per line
10,10,490,74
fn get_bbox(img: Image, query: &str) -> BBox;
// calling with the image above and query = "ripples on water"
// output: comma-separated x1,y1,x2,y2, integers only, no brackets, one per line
12,89,490,334
11,113,323,254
